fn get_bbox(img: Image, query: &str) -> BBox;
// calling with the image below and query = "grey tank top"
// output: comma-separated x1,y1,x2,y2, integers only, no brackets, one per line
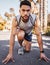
16,14,36,34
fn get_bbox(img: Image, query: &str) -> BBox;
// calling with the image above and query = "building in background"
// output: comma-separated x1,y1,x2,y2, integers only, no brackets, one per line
39,0,48,33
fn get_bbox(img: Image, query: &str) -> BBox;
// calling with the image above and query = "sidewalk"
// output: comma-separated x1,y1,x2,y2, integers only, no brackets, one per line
0,31,50,65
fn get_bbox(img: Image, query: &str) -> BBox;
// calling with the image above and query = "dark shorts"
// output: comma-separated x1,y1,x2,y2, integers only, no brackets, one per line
24,33,32,42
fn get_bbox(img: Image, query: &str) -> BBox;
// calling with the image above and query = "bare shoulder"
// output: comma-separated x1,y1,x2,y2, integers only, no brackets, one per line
34,16,40,27
12,17,18,27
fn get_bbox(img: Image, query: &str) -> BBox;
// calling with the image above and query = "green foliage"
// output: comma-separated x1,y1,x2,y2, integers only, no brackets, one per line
45,31,50,36
45,26,50,36
47,22,50,26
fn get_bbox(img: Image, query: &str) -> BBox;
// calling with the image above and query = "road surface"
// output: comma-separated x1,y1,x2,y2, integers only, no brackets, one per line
0,31,50,65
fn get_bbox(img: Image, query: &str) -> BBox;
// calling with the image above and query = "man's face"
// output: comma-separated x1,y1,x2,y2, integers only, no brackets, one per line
19,5,31,21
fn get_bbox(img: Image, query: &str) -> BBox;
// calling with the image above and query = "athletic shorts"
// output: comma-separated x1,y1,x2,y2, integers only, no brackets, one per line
24,33,32,42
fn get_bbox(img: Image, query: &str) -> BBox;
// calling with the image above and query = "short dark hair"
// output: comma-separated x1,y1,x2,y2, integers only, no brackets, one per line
20,0,31,8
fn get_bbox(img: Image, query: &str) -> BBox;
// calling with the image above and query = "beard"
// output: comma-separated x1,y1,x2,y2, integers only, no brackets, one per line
21,15,29,23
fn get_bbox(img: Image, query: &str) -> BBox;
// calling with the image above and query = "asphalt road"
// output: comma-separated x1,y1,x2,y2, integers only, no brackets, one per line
0,31,50,65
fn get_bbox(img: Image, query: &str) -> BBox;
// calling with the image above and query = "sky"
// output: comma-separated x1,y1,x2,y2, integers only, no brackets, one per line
0,0,50,17
0,0,20,17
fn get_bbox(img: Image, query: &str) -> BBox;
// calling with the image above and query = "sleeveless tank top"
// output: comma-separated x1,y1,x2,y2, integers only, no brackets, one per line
16,14,36,34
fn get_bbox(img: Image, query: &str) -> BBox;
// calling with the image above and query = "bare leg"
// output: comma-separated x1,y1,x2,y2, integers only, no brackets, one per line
17,30,25,46
17,30,31,53
22,39,31,52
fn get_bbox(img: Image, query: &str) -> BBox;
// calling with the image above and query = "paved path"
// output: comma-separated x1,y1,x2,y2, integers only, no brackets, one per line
0,31,50,65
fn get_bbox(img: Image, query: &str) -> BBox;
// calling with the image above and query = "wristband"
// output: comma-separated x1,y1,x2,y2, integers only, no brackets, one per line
40,50,44,53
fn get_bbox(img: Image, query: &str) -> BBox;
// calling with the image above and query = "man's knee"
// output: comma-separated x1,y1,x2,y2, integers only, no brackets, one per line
17,30,25,40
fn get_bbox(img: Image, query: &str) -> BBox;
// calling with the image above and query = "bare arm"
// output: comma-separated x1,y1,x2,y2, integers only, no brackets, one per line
2,17,18,64
34,17,43,52
9,17,18,54
34,17,50,62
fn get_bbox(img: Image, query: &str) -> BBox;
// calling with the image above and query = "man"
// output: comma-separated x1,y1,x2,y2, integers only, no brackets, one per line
2,0,50,64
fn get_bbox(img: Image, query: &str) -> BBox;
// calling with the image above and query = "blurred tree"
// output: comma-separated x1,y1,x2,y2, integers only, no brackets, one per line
4,12,10,20
0,15,6,30
47,14,50,26
10,8,14,12
4,7,15,30
36,0,41,3
10,8,15,17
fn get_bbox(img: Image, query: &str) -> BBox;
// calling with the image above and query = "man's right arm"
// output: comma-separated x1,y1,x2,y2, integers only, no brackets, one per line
9,17,18,54
2,17,18,64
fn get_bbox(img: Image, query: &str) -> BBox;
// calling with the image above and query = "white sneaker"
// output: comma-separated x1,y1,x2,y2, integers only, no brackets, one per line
18,47,24,55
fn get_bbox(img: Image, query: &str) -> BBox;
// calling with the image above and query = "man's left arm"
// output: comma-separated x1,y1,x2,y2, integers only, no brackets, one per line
34,17,50,62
